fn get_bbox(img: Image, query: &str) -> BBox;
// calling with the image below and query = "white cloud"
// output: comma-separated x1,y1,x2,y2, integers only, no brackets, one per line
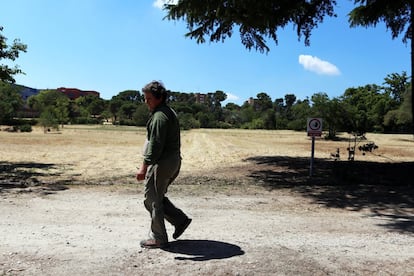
298,54,340,76
226,93,239,101
153,0,178,9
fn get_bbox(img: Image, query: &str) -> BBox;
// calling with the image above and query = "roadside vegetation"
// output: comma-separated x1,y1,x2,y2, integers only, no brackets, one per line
0,71,411,137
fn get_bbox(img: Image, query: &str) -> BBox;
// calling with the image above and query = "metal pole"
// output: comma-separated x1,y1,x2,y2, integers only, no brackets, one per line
310,135,315,177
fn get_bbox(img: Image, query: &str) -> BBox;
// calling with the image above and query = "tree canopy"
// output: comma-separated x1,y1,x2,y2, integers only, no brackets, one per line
0,82,23,124
165,0,337,53
165,0,413,133
349,0,413,133
0,26,27,83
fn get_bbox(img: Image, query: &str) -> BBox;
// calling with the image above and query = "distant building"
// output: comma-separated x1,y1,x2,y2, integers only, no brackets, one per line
246,97,260,111
57,87,100,100
247,97,255,106
194,93,207,104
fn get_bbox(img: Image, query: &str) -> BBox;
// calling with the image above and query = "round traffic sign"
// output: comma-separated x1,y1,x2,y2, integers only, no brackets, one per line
308,118,322,131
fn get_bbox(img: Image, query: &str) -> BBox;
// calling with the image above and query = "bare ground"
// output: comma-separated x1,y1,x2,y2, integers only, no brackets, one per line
1,126,413,275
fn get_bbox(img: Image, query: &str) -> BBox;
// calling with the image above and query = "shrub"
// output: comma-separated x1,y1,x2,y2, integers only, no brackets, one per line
19,124,32,132
179,113,200,130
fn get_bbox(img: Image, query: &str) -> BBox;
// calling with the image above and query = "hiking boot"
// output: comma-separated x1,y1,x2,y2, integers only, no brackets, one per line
173,218,192,239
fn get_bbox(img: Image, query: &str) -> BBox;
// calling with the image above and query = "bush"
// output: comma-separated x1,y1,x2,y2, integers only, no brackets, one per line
179,113,200,130
19,124,32,132
119,119,136,126
216,121,233,129
71,117,100,124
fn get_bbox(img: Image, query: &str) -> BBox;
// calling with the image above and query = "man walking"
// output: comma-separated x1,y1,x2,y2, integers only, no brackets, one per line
136,80,191,249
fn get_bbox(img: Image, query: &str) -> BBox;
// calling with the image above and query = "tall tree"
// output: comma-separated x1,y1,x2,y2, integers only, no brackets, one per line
0,26,27,83
28,90,70,127
0,81,23,123
256,92,273,111
384,83,412,132
349,0,413,134
112,90,143,103
165,0,336,53
383,71,410,104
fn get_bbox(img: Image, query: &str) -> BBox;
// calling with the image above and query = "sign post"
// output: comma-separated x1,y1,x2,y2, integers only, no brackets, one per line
307,118,322,177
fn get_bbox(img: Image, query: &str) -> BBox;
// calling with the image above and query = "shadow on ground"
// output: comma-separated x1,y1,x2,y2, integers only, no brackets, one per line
163,240,245,261
244,156,414,233
0,161,69,193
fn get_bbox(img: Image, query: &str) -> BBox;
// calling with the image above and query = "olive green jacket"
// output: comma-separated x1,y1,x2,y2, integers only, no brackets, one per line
143,103,180,165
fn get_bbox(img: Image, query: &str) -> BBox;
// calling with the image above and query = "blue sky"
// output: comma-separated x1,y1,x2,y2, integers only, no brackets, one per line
1,0,410,105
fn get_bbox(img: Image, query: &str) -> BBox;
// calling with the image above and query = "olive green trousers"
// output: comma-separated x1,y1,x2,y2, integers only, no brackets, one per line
143,156,188,243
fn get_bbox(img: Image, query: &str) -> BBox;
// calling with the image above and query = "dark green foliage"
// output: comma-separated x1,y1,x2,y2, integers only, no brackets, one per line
6,70,410,133
165,0,337,53
38,107,59,132
349,0,412,43
0,26,27,83
0,82,23,124
18,124,32,132
178,113,200,130
349,0,413,133
28,90,70,127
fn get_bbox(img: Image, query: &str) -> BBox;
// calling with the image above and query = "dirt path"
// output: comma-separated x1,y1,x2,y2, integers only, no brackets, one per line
1,184,413,276
1,127,414,275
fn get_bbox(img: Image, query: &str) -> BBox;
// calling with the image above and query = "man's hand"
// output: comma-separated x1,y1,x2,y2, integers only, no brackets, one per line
136,164,148,181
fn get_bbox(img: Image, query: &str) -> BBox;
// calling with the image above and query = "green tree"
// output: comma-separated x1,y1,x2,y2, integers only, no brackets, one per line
55,96,70,127
170,101,194,114
349,0,413,133
113,90,143,103
0,82,23,124
109,90,143,124
262,109,276,129
164,1,413,132
100,110,112,124
239,104,255,126
179,113,200,130
287,99,311,131
340,85,387,133
274,98,287,129
223,103,242,127
224,102,240,111
28,90,70,127
284,93,297,121
75,94,106,116
384,84,412,132
196,112,216,128
256,92,273,111
109,98,123,122
118,102,137,121
38,107,59,132
311,93,351,138
204,90,227,122
383,71,410,105
0,26,27,83
169,91,195,103
133,104,150,126
165,1,336,53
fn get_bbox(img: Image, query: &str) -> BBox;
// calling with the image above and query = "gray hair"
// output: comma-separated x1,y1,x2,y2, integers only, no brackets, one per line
142,80,167,102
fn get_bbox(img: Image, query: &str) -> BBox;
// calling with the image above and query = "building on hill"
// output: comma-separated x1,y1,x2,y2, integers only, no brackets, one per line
194,93,207,104
245,97,262,111
57,87,100,100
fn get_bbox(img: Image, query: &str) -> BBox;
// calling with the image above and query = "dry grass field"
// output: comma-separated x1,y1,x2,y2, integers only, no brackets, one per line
1,125,414,275
1,125,413,184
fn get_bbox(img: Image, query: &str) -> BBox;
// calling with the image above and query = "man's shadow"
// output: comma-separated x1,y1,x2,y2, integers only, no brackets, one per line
163,240,245,261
